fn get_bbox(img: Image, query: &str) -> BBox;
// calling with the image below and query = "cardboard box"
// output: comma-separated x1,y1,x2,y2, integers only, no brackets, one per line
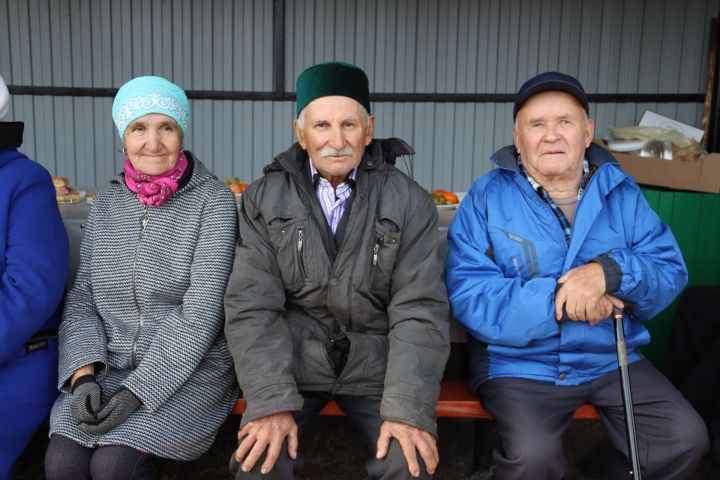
610,149,720,194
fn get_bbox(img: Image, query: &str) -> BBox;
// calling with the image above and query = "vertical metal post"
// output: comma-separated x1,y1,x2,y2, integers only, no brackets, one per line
273,0,286,98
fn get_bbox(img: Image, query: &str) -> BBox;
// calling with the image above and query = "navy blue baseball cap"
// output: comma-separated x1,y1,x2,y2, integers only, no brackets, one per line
513,72,589,120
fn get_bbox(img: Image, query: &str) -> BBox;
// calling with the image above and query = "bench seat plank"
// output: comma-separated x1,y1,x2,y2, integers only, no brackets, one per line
232,380,600,420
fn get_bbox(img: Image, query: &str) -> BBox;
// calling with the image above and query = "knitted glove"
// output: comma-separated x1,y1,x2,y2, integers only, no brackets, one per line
78,387,141,435
70,374,102,424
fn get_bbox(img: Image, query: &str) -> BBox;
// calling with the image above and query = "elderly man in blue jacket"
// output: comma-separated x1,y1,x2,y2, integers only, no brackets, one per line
445,71,708,479
0,74,69,479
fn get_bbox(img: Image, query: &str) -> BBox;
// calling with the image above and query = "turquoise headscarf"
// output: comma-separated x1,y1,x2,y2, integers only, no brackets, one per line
112,76,190,138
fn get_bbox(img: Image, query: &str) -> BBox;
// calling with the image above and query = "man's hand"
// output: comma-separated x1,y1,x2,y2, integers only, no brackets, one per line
376,420,438,478
555,263,607,322
587,294,625,325
235,412,298,475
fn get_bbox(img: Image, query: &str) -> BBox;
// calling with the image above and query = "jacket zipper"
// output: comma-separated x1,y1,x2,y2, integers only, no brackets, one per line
131,206,149,368
297,225,307,279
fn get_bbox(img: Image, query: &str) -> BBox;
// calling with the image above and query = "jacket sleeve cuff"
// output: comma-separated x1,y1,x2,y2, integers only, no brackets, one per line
239,378,304,428
380,394,438,437
591,253,622,293
58,356,107,393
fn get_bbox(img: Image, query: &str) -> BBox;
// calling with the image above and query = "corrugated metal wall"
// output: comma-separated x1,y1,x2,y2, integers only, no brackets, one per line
1,0,718,191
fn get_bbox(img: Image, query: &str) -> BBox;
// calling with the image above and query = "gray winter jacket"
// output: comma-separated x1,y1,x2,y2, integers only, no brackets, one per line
50,155,239,460
225,139,450,435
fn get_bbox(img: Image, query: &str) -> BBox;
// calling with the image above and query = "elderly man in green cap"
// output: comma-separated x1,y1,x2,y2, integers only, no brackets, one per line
225,61,450,479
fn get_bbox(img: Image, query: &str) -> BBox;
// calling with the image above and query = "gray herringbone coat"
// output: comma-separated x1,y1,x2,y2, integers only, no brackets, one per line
50,155,239,460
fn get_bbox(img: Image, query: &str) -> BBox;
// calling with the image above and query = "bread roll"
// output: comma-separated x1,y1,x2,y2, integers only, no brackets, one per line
52,176,69,188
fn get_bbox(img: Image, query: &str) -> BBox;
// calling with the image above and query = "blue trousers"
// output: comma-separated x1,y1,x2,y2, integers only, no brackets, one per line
0,340,58,480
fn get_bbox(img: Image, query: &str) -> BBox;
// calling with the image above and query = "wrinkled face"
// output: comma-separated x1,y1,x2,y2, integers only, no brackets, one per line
294,96,375,183
123,113,183,175
513,91,594,185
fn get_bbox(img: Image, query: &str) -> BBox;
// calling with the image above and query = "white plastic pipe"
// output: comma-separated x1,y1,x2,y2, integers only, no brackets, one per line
0,74,9,120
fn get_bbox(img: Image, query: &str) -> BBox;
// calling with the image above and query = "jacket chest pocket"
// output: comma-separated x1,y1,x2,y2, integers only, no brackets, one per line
489,227,545,280
268,216,312,287
366,219,401,294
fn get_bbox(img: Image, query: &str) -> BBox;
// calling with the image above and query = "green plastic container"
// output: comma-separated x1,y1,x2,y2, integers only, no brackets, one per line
639,188,720,369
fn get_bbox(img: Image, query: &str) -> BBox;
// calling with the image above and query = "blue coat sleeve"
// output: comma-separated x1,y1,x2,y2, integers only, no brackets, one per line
0,163,69,365
445,184,559,347
609,188,688,320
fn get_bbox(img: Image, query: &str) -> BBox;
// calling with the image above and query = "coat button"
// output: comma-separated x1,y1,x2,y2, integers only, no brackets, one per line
558,373,566,380
330,278,338,286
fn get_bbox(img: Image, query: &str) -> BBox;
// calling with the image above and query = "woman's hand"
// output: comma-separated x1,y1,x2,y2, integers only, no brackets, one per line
78,388,141,435
70,364,95,389
70,369,102,424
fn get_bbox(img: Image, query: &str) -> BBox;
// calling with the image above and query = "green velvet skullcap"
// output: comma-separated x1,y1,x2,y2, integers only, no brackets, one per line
296,62,371,117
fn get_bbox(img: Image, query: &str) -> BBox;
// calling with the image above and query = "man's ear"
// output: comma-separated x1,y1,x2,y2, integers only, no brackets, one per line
365,115,376,146
512,126,520,153
294,119,307,150
585,117,595,148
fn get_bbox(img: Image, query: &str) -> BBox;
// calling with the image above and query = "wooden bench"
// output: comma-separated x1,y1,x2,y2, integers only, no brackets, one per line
232,380,600,471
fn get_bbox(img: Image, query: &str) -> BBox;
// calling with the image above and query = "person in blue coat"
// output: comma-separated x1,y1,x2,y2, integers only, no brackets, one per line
445,71,709,479
0,73,69,480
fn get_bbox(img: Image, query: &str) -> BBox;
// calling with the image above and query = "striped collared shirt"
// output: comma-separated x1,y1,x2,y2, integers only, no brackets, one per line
309,160,357,234
517,157,591,246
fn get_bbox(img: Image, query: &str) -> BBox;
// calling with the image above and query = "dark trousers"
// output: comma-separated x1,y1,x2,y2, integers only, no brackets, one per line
230,392,430,480
665,286,720,477
479,359,708,480
44,434,158,480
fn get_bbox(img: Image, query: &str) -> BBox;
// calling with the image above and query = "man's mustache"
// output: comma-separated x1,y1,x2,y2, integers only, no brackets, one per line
320,146,354,157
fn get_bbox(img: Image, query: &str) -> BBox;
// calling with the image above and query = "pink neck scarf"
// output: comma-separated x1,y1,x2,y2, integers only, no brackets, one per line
123,151,189,206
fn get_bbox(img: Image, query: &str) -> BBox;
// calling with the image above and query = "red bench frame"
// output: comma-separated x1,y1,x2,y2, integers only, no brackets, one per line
232,379,599,472
232,380,599,420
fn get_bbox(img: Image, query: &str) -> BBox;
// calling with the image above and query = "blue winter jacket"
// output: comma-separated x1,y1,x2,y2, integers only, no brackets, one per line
446,143,687,393
0,144,68,366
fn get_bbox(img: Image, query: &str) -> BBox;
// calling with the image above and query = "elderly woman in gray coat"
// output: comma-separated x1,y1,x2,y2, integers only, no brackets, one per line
44,76,239,480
